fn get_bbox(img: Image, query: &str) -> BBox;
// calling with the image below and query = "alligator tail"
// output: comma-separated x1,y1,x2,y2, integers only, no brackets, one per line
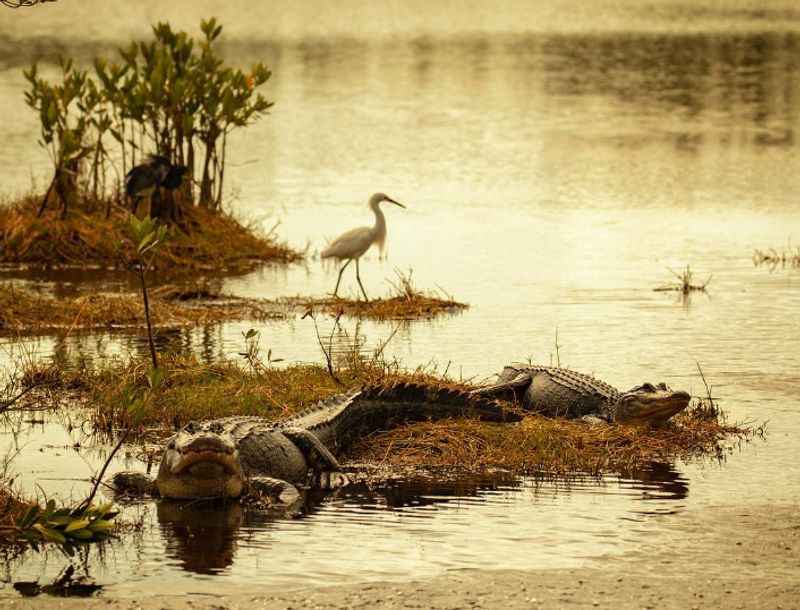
290,381,521,453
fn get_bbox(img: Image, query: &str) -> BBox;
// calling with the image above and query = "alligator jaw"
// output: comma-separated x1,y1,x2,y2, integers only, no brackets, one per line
614,389,691,426
156,428,246,499
171,450,240,476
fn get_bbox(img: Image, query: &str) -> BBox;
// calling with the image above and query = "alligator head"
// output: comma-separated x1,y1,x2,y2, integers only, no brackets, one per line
156,421,246,499
612,382,691,426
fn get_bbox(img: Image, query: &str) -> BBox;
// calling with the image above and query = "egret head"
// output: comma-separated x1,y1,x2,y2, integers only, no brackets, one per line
369,192,406,209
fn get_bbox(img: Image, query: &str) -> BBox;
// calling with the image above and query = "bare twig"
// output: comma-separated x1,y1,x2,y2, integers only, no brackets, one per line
75,429,130,513
0,383,40,415
303,309,343,385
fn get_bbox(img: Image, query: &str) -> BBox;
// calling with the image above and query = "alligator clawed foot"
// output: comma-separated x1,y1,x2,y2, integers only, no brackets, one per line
315,471,350,490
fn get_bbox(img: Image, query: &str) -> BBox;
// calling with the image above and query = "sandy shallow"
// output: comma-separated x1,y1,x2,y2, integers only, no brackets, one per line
3,502,798,610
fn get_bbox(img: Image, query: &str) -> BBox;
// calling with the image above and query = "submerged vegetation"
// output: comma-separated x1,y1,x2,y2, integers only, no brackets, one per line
753,245,800,268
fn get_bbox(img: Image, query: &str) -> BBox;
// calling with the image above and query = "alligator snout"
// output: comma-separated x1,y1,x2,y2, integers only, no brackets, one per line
181,435,234,454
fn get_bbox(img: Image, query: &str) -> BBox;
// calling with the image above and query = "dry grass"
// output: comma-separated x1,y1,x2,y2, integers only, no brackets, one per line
17,355,755,477
0,487,31,532
347,407,752,476
0,194,301,272
0,286,284,335
289,269,468,320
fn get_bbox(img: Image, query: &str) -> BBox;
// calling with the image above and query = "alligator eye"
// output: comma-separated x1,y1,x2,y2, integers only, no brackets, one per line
640,383,656,392
184,422,196,433
167,439,176,449
657,382,668,391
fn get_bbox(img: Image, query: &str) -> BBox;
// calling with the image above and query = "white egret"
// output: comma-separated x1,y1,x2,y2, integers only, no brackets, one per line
321,192,406,300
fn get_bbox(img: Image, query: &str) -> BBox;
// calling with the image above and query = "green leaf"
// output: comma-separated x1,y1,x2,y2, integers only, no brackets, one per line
64,518,91,533
65,528,94,540
87,519,115,533
33,523,67,544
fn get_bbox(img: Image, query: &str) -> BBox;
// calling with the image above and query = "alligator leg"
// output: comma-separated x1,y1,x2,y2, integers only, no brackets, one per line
248,476,302,508
282,427,350,490
470,368,532,401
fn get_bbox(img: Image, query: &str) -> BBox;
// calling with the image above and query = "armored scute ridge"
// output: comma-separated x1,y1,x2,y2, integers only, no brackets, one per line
470,364,691,425
148,381,519,500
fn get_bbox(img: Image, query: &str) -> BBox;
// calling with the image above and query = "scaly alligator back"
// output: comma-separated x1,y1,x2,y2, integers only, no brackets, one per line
279,381,520,454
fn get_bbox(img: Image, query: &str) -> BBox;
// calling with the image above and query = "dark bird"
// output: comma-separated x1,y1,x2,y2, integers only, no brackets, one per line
126,155,188,217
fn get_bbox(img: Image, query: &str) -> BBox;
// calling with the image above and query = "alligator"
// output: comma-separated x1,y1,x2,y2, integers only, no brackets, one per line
470,364,691,426
114,382,519,501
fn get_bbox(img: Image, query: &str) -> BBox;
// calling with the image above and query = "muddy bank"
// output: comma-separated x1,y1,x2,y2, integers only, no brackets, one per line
2,503,796,609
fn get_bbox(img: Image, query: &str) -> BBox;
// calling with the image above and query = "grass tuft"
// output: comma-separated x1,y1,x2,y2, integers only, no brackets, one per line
291,269,468,320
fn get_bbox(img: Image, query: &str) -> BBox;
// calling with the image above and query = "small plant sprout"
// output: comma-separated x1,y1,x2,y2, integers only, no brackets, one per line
127,215,169,369
239,328,283,373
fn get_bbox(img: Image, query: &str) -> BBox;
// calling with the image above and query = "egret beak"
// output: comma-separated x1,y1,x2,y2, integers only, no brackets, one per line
386,197,406,209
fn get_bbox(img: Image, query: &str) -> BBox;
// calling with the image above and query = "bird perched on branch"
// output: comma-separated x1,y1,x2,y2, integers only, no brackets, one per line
321,192,406,300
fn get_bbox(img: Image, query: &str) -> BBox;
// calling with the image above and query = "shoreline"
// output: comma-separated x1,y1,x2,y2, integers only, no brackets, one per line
2,502,797,609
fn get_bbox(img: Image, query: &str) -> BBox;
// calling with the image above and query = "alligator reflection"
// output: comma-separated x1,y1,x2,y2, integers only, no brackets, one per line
618,462,689,518
157,501,252,575
157,464,689,575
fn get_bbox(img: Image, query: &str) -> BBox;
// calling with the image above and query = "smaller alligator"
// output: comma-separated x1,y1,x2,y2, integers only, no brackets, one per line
113,382,519,502
470,364,691,426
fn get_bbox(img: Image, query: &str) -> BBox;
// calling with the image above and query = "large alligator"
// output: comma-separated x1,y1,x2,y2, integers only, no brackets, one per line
470,364,691,425
117,382,519,501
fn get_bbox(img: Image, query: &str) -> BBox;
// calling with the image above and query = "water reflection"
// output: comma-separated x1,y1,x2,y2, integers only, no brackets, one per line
535,31,799,149
154,467,690,577
158,501,251,575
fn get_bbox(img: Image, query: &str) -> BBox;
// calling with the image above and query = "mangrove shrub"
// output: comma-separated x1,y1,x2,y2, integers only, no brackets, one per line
24,18,273,218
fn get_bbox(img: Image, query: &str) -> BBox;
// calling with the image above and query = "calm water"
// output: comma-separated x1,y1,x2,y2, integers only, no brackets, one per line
1,0,799,597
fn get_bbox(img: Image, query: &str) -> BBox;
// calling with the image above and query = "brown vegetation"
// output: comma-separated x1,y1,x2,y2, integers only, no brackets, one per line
0,195,300,272
0,486,31,533
17,355,756,477
753,245,800,268
347,406,751,476
290,269,467,320
653,265,712,294
0,286,285,334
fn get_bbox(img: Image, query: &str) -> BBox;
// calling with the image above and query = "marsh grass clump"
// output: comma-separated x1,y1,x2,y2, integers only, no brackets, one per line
347,409,754,476
0,195,299,271
15,354,755,478
292,269,468,320
0,286,283,335
653,265,712,294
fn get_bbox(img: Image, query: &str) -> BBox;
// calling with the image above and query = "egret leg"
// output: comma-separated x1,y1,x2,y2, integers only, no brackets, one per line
355,258,369,301
332,259,352,298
